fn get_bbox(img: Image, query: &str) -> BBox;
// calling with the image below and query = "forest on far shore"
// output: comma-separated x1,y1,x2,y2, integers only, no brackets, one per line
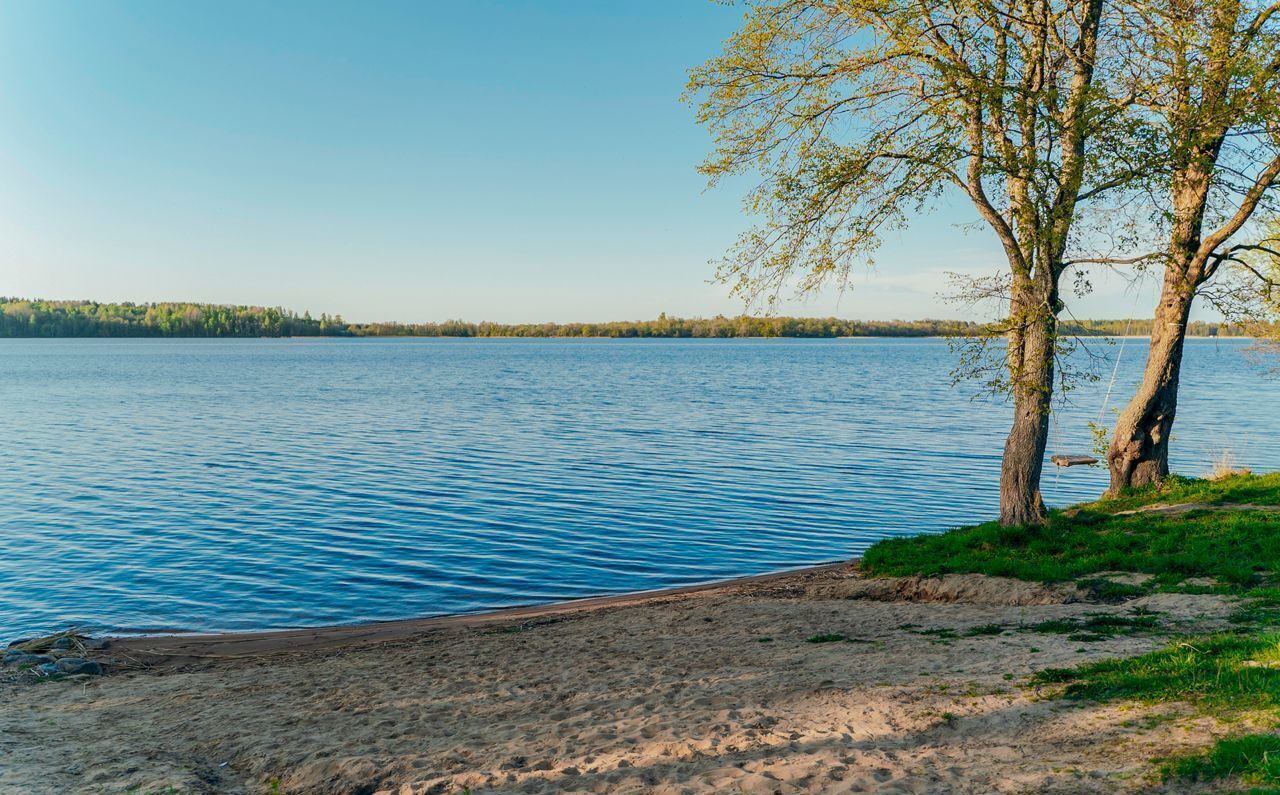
0,298,1259,339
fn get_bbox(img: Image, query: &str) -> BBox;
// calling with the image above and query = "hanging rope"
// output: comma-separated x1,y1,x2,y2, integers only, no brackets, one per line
1051,295,1142,471
1096,314,1135,426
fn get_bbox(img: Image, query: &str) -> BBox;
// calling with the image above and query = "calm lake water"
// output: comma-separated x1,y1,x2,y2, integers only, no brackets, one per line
1,337,1275,637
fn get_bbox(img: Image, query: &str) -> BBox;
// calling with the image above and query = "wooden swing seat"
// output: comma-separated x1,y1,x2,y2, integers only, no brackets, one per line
1051,454,1099,467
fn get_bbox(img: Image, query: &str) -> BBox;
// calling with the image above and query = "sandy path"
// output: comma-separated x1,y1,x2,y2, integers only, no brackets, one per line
0,568,1240,794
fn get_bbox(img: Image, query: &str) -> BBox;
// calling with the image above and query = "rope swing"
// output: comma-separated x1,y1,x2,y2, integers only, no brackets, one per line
1050,315,1134,469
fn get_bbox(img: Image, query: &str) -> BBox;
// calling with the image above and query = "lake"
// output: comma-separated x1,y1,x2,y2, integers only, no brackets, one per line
1,337,1275,637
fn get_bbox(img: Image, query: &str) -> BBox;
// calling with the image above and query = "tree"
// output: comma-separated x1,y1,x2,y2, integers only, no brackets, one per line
1103,0,1280,492
687,0,1137,524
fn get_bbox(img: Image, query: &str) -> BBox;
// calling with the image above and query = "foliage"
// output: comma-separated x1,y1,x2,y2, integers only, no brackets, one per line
1210,219,1280,344
683,0,1152,484
1114,0,1280,293
1099,0,1280,490
685,0,1137,309
348,315,1252,339
1,298,1260,339
1087,420,1112,459
0,299,346,338
355,315,988,339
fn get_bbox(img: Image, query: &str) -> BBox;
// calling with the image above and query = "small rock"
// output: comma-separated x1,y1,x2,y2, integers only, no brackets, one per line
50,636,75,650
34,662,61,676
6,637,36,649
81,638,109,651
4,652,53,668
55,657,102,676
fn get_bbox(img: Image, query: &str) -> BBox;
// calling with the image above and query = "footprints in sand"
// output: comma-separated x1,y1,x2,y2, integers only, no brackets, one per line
3,588,1234,793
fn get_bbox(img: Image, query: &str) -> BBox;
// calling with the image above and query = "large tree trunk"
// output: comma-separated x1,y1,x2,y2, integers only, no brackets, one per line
1000,305,1056,526
1106,273,1195,492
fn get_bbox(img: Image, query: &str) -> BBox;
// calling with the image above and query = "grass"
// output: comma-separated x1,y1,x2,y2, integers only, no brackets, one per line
804,632,871,644
1030,630,1280,791
856,473,1280,792
1028,628,1280,792
1076,577,1151,602
1032,633,1280,712
1023,611,1162,638
1086,473,1280,513
861,473,1280,587
896,611,1160,646
1164,733,1280,791
805,633,846,643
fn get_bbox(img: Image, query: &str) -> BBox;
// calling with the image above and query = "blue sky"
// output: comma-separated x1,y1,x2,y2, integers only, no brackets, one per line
0,0,1166,323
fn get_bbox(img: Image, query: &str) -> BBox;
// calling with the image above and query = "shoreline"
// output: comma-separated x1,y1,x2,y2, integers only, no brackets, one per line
6,562,1240,793
1,334,1254,340
107,560,853,663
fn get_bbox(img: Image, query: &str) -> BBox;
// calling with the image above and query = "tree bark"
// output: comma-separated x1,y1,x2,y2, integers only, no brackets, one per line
1106,273,1195,492
1000,302,1056,525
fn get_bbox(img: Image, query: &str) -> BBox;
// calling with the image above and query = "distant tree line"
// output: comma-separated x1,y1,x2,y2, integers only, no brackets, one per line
0,299,1259,339
351,315,1255,338
0,299,346,338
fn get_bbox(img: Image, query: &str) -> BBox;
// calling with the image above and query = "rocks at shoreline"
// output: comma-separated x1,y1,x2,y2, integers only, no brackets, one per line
3,651,54,668
3,632,107,677
54,657,102,676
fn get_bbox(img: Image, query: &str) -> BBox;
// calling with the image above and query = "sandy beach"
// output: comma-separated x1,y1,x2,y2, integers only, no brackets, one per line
1,564,1245,794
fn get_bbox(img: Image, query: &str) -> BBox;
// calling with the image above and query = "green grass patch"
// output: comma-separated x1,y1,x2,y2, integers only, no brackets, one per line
1164,733,1280,791
852,474,1280,789
1077,577,1152,602
1091,473,1280,513
1020,611,1163,641
862,473,1280,586
1230,590,1280,629
1032,633,1280,714
1034,632,1280,789
805,633,846,643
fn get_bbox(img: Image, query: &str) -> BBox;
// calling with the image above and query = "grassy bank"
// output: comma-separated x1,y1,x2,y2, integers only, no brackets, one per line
864,473,1280,587
862,472,1280,793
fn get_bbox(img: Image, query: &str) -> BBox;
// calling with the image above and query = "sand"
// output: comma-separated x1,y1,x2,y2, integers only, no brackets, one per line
0,565,1245,794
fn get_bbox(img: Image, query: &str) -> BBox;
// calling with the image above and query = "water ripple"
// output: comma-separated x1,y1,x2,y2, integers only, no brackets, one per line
0,337,1275,636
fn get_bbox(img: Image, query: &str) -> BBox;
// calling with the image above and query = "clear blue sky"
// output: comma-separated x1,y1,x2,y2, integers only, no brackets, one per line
0,0,1166,323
